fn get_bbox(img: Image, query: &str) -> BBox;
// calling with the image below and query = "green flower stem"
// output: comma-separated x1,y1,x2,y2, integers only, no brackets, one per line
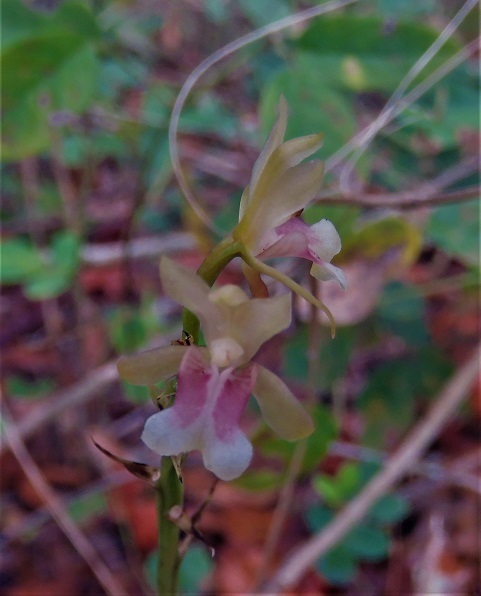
240,249,336,338
155,456,184,595
182,236,242,343
154,236,241,595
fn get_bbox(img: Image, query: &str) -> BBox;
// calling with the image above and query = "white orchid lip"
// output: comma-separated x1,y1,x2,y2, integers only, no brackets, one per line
210,337,245,368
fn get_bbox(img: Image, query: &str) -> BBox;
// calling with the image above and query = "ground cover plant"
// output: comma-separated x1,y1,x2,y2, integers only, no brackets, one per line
1,0,479,594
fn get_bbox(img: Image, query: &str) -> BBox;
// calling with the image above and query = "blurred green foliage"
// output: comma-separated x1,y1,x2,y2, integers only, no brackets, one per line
0,231,80,299
308,462,409,584
1,1,478,589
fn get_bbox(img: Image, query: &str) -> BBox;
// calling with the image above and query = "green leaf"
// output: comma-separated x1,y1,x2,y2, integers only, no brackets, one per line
238,0,290,27
313,463,361,507
337,463,362,497
1,0,44,52
181,94,241,140
260,55,357,159
344,524,390,561
68,492,108,523
108,307,148,353
178,545,214,594
302,406,338,472
0,238,45,283
358,347,452,446
5,376,56,400
316,545,358,585
377,282,428,347
51,231,80,274
427,199,480,266
121,381,151,405
233,469,282,492
388,68,479,153
305,504,334,533
257,405,337,473
204,0,229,23
1,1,99,159
295,15,460,93
25,265,71,299
342,217,422,264
313,476,345,507
369,494,409,524
23,231,80,300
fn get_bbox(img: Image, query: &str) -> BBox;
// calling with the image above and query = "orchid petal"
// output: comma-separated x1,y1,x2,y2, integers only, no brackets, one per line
203,364,256,480
141,347,212,454
259,220,310,259
141,407,199,456
251,134,323,210
172,345,212,425
160,257,222,328
261,160,324,227
141,348,256,481
238,185,251,220
231,293,292,362
308,219,342,262
310,262,348,289
117,344,187,385
238,161,324,252
203,427,252,481
253,365,314,441
250,96,288,198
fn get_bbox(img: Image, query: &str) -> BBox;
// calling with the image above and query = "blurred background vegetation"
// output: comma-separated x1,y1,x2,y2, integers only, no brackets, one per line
1,0,479,593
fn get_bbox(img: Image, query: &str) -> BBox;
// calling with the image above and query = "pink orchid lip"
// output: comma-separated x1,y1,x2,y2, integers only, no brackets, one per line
141,346,256,481
255,217,347,289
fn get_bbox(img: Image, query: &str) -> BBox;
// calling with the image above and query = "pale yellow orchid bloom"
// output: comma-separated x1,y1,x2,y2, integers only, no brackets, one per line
118,257,313,481
234,97,346,290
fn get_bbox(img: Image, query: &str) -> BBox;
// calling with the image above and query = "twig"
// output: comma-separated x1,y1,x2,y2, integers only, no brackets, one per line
320,155,478,208
266,343,480,591
317,184,479,210
255,441,306,588
80,233,197,266
12,362,119,448
0,329,185,457
336,36,479,190
2,470,132,545
330,441,481,495
0,398,127,596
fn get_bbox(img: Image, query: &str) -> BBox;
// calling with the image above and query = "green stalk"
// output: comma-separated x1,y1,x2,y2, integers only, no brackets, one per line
155,457,184,594
155,236,241,595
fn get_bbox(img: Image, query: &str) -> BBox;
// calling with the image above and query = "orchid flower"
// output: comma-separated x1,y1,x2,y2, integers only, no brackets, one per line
233,96,346,291
117,257,313,481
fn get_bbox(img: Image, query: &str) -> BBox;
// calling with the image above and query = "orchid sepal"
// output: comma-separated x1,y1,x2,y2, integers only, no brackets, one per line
253,364,314,441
